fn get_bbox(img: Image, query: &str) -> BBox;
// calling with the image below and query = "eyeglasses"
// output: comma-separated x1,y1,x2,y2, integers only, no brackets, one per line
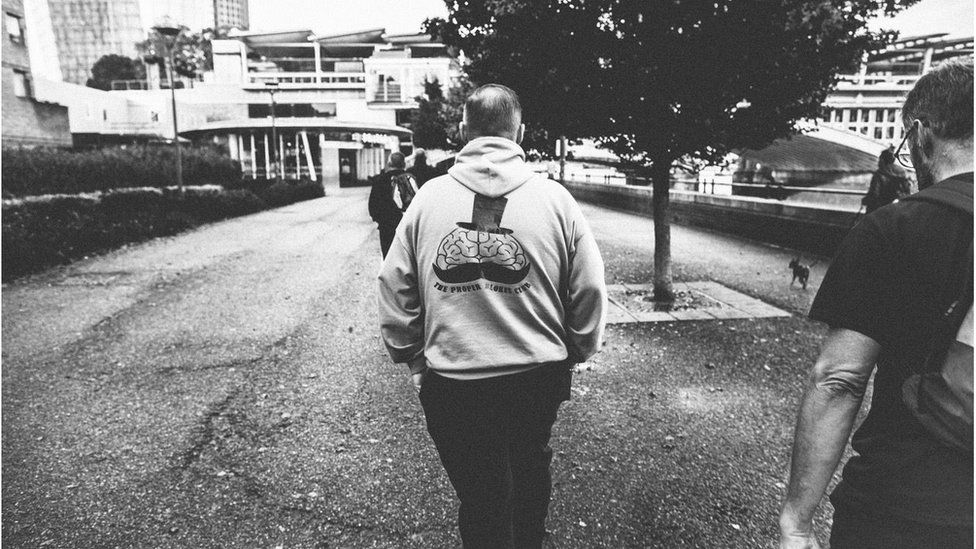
894,123,920,169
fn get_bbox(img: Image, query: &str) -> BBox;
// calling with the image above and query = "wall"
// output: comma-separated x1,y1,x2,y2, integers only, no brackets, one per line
563,180,860,257
1,0,71,148
1,68,71,147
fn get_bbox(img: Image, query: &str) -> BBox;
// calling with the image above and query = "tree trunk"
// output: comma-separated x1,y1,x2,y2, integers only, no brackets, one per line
651,159,674,302
558,135,567,183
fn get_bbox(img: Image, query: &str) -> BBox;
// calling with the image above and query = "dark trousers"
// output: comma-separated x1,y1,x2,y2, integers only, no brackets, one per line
378,226,396,258
419,364,572,549
830,499,973,549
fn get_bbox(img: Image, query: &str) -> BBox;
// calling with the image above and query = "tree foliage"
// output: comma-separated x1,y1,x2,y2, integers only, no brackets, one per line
409,76,477,150
410,78,451,149
136,26,230,79
426,0,918,299
425,1,610,156
86,54,145,90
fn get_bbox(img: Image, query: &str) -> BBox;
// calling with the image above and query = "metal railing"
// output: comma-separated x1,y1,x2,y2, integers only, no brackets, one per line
110,79,150,90
246,72,367,87
562,171,867,198
835,73,921,87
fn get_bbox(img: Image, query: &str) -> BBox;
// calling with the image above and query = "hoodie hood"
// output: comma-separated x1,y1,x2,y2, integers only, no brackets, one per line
448,137,537,198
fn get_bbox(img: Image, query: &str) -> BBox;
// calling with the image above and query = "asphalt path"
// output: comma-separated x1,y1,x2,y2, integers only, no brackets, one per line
3,187,842,548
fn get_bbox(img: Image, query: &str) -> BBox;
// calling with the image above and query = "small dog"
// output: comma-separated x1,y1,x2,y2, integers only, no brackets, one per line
789,257,811,290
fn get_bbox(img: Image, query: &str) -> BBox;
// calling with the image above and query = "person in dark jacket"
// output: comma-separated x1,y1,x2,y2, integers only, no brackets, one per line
863,147,912,213
780,60,973,549
407,148,440,188
368,152,410,258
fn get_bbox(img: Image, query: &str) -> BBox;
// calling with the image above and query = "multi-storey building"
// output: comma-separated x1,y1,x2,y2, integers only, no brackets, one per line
43,0,144,85
183,28,455,186
2,0,70,147
49,28,457,188
823,33,974,145
213,0,247,30
31,0,248,86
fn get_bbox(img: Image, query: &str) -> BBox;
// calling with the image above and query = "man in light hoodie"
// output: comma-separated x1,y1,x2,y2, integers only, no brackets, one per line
378,84,607,548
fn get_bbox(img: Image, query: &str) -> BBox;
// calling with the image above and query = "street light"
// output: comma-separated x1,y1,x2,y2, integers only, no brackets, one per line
265,80,280,181
153,20,183,193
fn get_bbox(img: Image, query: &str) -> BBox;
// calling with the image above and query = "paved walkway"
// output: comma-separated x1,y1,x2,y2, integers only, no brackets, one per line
2,188,839,548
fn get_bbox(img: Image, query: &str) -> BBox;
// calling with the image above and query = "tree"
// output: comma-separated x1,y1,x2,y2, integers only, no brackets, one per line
86,54,145,90
427,0,916,300
410,78,451,149
425,2,610,157
408,75,478,150
137,26,211,81
444,75,476,149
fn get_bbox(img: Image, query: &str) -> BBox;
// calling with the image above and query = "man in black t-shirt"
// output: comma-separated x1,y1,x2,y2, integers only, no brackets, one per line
780,61,973,549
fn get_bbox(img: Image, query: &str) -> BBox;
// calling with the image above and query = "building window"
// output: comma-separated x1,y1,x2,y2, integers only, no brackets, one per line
249,104,271,118
248,103,336,118
12,69,31,97
6,12,23,44
396,109,415,126
298,103,336,117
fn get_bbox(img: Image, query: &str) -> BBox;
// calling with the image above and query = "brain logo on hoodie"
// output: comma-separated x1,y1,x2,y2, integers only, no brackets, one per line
433,194,531,285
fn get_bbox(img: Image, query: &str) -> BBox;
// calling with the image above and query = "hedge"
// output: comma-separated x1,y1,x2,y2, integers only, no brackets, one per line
2,180,324,281
1,146,241,198
227,177,329,207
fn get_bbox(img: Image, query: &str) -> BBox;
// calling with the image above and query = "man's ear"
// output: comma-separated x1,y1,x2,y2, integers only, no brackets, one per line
913,118,935,157
515,123,525,145
459,122,468,144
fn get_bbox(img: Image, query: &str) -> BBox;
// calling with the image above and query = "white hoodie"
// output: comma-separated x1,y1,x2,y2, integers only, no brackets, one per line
378,137,607,380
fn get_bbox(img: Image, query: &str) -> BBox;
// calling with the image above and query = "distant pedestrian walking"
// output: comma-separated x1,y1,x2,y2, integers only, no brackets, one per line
378,84,607,548
862,147,912,213
368,152,418,258
408,148,439,188
780,60,974,549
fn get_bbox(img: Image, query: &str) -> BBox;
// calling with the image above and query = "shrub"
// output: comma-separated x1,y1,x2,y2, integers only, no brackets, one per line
1,186,264,281
260,179,325,207
1,179,324,281
1,146,241,198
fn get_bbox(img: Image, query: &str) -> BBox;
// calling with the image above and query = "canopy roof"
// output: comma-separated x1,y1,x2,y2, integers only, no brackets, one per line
180,119,412,139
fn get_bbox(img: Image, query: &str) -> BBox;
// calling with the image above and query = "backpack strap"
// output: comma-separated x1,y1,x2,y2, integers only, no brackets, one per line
912,224,974,375
903,172,974,215
899,173,974,373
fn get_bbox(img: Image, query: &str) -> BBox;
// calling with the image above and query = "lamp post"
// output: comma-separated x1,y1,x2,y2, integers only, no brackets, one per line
265,80,280,181
153,21,183,193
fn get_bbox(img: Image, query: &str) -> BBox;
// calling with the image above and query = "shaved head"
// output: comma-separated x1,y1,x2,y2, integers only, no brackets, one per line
462,84,523,141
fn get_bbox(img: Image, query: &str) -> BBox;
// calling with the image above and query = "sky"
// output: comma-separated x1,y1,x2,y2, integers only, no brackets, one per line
248,0,449,36
247,0,973,38
868,0,974,39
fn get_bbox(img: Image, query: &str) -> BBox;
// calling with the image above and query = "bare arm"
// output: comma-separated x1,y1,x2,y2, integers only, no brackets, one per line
779,328,880,548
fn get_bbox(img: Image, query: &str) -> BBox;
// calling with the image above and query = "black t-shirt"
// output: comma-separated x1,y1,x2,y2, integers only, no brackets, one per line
809,174,973,526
